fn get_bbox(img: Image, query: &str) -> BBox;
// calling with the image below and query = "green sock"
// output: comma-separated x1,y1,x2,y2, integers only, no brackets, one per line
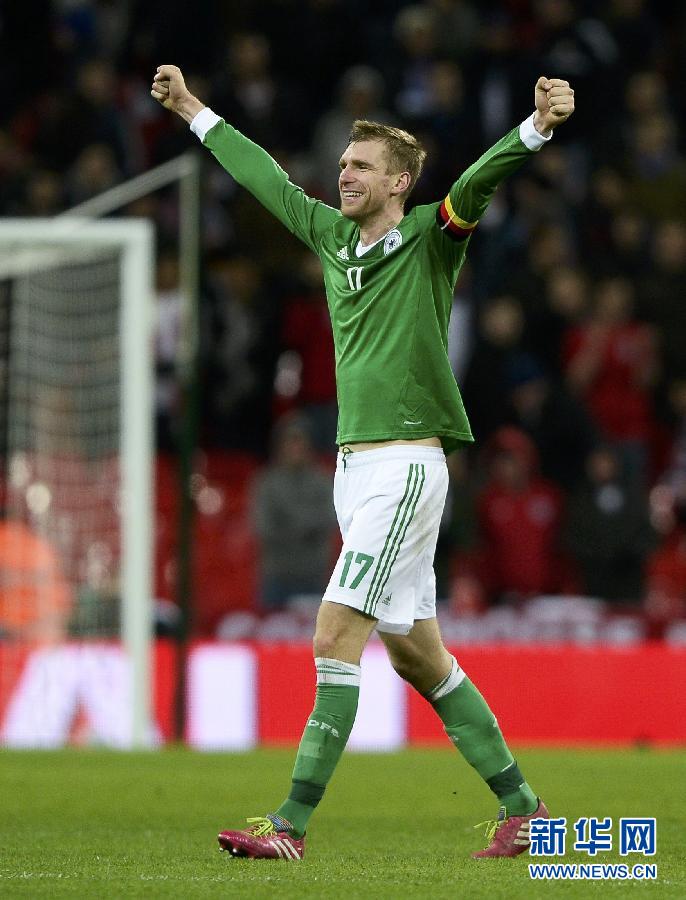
275,657,360,837
427,657,538,816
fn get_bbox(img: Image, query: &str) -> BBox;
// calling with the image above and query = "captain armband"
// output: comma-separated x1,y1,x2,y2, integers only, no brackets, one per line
435,194,478,241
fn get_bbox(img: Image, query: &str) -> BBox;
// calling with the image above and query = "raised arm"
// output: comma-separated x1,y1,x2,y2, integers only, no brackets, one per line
437,77,575,240
151,65,339,253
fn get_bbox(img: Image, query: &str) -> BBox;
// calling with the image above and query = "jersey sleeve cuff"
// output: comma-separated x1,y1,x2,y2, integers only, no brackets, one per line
519,113,553,151
190,107,221,142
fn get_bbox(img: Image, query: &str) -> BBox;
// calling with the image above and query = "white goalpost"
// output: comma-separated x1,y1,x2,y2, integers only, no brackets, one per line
0,219,155,747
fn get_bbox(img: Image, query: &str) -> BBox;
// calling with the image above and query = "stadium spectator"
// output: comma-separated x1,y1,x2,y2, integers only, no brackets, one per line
389,4,440,120
531,0,618,140
251,0,360,118
564,444,655,604
203,254,280,453
596,69,670,169
460,296,525,442
639,221,686,383
210,32,307,154
605,1,663,81
66,143,122,206
505,353,598,490
625,112,686,224
428,0,481,63
605,209,650,281
509,222,576,318
252,415,335,611
405,60,480,206
470,11,531,147
476,426,567,603
533,265,589,375
562,276,659,478
0,513,72,642
624,70,671,124
30,60,131,174
580,167,631,274
20,170,65,217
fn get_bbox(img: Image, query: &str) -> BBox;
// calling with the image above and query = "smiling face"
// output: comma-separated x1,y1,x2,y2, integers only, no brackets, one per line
338,139,408,224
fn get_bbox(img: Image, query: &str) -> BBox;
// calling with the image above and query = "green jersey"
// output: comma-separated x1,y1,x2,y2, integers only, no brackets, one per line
193,110,549,452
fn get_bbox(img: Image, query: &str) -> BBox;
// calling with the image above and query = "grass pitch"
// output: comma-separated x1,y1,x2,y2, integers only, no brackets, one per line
1,747,684,898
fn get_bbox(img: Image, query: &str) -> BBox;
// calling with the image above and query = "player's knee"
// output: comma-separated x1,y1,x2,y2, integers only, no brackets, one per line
312,602,374,662
312,626,343,660
388,648,424,686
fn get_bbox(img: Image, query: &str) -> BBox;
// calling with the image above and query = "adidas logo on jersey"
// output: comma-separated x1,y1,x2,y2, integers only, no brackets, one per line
337,246,349,260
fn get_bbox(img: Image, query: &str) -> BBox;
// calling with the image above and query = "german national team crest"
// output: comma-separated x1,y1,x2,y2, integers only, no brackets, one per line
383,229,402,255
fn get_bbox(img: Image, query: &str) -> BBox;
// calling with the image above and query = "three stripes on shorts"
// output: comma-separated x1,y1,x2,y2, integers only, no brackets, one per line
363,462,426,617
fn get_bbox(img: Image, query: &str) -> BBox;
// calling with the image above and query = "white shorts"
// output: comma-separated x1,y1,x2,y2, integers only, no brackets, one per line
323,445,449,635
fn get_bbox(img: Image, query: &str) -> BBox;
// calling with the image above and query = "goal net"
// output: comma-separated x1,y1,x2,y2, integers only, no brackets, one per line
0,219,154,747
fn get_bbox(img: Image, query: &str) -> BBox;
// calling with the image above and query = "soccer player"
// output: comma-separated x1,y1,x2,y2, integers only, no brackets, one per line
152,65,574,860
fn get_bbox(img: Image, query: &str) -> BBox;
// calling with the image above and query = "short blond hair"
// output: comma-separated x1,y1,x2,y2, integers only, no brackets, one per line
348,120,427,199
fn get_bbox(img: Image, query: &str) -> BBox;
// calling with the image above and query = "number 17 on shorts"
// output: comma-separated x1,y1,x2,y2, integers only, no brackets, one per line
323,451,448,631
338,551,375,591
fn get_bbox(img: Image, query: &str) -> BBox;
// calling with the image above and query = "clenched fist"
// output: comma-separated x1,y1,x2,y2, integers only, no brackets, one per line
151,65,205,123
533,77,575,134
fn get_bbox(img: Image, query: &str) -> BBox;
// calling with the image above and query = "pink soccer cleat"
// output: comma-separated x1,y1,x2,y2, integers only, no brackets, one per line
471,799,549,858
218,814,305,860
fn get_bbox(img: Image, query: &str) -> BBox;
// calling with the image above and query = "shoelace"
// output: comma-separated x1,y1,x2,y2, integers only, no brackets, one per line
474,806,508,843
245,816,277,837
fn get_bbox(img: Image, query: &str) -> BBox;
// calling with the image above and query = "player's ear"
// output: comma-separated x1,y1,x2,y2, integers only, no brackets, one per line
391,171,411,197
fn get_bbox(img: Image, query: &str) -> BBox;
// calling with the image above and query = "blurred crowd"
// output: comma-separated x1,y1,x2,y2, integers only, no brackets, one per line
1,0,686,636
